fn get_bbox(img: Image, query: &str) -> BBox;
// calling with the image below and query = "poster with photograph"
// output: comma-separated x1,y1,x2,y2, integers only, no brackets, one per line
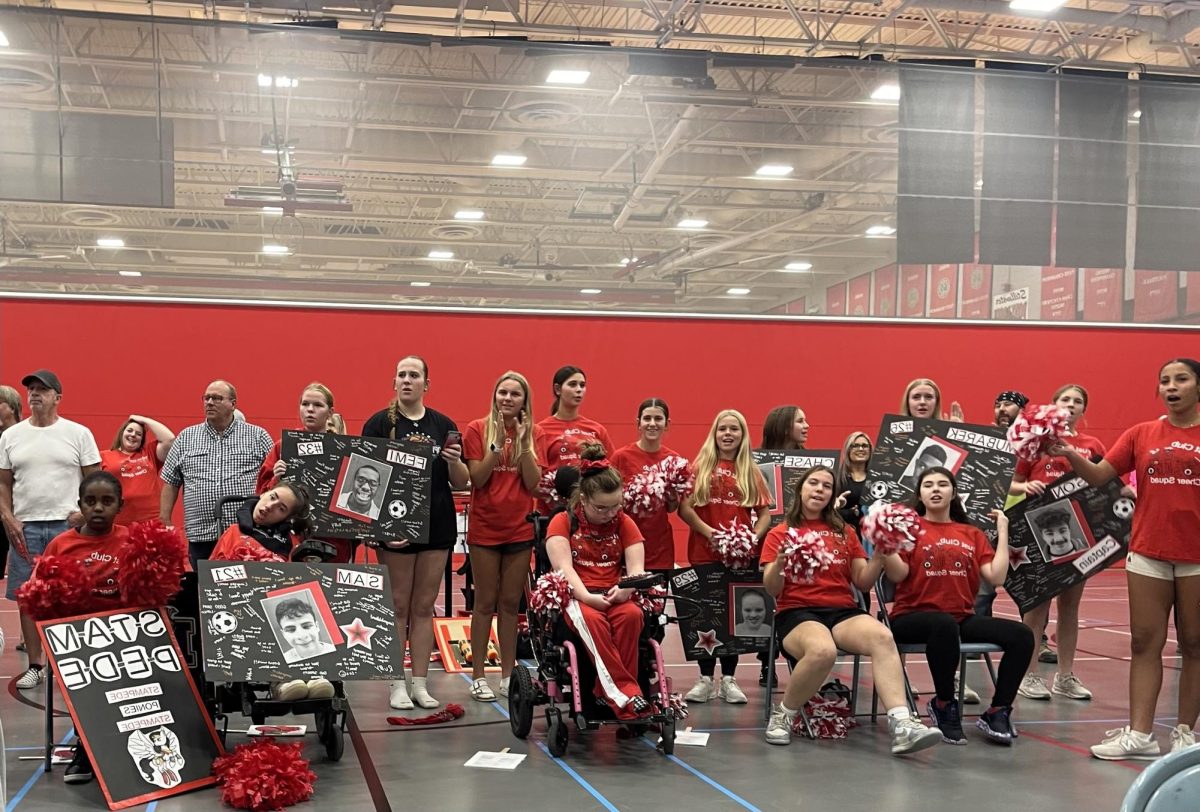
282,430,432,544
673,564,773,659
753,449,841,527
197,561,402,682
863,414,1016,535
433,617,502,673
1002,474,1132,613
38,608,223,810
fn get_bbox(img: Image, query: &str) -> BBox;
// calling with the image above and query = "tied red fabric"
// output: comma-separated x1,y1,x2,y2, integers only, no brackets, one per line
118,520,189,607
860,503,923,556
529,570,572,613
779,527,836,584
387,703,466,726
710,521,759,570
16,555,93,620
1007,404,1071,464
792,695,856,739
212,738,316,811
579,457,610,476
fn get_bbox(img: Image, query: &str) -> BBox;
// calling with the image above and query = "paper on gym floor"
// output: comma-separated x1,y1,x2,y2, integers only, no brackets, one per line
464,750,526,770
676,727,709,746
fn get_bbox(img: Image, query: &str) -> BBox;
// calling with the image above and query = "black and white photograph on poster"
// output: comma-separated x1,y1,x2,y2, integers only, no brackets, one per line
673,564,770,659
730,585,775,639
753,449,840,527
282,430,431,544
37,607,223,810
1002,475,1132,614
863,414,1016,535
198,560,403,682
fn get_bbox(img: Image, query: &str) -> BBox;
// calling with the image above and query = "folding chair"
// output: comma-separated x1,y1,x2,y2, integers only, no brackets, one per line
873,580,1000,714
1120,744,1200,812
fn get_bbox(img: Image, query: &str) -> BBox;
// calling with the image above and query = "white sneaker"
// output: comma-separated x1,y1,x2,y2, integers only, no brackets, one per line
498,676,511,698
305,678,335,700
685,676,717,703
955,676,981,705
270,679,309,701
718,676,748,704
1170,724,1197,753
889,715,942,755
1018,673,1051,700
765,705,797,745
1051,672,1093,700
15,665,45,689
1091,726,1160,761
389,679,415,710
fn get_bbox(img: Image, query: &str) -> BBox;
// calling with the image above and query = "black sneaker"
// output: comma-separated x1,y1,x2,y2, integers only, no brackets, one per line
976,706,1015,746
64,746,94,785
759,664,777,688
927,698,967,745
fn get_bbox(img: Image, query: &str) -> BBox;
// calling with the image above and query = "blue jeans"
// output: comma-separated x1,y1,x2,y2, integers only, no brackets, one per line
6,519,70,600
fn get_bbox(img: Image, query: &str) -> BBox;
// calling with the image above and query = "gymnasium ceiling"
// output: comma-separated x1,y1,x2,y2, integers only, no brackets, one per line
0,1,1194,314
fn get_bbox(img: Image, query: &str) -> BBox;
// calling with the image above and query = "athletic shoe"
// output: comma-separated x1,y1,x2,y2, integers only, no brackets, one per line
955,676,981,705
765,705,797,746
390,679,415,709
760,664,778,688
889,715,942,755
270,680,309,701
498,676,511,698
1051,672,1093,700
1170,724,1197,753
685,676,716,703
306,678,335,700
15,640,26,653
15,665,45,689
718,676,748,704
927,699,967,745
1091,727,1160,760
1018,674,1051,700
63,746,94,785
976,706,1015,746
1038,638,1058,664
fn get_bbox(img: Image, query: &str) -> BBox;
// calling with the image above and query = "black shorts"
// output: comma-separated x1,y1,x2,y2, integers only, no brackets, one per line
378,539,454,556
776,606,866,643
470,540,534,556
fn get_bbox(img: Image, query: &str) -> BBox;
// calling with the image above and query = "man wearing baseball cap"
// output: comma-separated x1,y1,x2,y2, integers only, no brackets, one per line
0,370,101,690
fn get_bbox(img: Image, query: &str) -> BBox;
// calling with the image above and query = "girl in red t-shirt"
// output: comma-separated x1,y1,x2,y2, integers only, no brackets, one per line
760,465,940,754
884,466,1032,746
611,398,684,574
1009,384,1105,705
462,371,544,702
679,409,771,705
1057,359,1200,761
536,366,614,513
100,415,175,525
545,443,654,721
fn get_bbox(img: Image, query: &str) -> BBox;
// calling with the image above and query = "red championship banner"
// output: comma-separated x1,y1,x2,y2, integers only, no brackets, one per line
1133,270,1178,323
848,273,871,316
959,264,992,318
928,264,958,318
873,264,897,317
1185,273,1200,317
1040,267,1077,321
899,265,927,317
825,282,847,315
1081,268,1123,322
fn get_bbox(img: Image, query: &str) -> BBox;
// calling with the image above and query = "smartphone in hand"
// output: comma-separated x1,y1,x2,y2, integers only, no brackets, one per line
445,430,463,448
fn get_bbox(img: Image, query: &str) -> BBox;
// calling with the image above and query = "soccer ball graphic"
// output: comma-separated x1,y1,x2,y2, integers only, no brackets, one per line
869,482,890,500
388,500,408,519
1113,498,1135,520
208,611,237,635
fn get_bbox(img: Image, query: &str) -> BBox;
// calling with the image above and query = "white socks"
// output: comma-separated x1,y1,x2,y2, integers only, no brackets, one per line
887,707,912,722
389,676,414,710
410,676,439,709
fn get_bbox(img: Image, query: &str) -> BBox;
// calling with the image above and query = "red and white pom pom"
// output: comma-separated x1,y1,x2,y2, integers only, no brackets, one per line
1007,404,1071,464
860,503,923,556
536,468,566,508
633,584,668,615
710,521,759,570
16,555,94,620
212,738,316,811
119,520,189,608
529,569,572,613
779,527,836,584
666,692,689,720
794,695,857,740
623,468,668,517
658,455,695,503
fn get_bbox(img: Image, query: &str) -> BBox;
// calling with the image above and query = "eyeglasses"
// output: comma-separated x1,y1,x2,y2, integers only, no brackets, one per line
849,443,871,450
588,502,622,515
202,394,227,403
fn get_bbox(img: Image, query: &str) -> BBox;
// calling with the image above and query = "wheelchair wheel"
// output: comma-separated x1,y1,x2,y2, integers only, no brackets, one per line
547,709,569,758
509,666,535,739
315,708,344,762
660,716,676,756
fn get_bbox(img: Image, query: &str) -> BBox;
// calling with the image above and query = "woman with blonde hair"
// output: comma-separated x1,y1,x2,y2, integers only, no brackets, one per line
900,378,964,422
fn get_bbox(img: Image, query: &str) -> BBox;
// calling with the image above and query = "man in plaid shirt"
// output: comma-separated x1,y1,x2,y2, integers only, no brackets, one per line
160,380,273,563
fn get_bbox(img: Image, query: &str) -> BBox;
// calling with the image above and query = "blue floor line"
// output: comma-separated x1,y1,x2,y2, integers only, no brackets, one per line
6,727,75,812
639,737,761,812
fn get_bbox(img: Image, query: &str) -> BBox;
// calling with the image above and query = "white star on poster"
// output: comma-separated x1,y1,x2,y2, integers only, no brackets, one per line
1008,546,1031,571
340,617,378,649
695,629,720,656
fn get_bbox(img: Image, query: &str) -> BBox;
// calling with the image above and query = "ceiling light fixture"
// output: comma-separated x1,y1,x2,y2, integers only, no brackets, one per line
261,206,284,213
783,261,813,272
727,287,751,295
546,69,591,85
428,250,455,259
870,83,901,102
866,224,897,237
257,73,272,87
410,281,431,287
96,237,125,248
258,74,298,89
262,243,291,255
491,153,527,167
755,164,794,177
453,209,485,221
118,270,142,277
677,217,708,230
580,287,602,295
1009,0,1067,12
0,30,9,48
619,257,639,266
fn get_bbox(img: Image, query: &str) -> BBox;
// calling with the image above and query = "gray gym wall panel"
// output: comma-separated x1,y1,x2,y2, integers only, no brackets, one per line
979,74,1054,267
1056,79,1128,269
896,68,975,264
1135,82,1200,272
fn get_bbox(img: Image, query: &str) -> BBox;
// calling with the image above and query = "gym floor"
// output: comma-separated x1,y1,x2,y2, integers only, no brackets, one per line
1,568,1167,811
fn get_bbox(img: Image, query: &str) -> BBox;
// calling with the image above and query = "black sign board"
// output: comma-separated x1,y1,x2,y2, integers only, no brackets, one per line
282,430,432,544
753,449,841,527
673,563,773,659
38,607,223,810
864,414,1016,535
197,561,402,683
1002,475,1132,613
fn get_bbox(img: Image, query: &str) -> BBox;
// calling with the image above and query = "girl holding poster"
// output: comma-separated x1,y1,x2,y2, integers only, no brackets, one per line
536,366,613,512
611,398,683,575
679,409,771,705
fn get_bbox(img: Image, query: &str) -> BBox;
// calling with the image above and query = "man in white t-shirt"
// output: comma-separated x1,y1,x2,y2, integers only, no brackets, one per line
0,370,101,689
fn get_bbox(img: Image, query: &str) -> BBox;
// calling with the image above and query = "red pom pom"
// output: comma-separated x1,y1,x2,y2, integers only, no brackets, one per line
529,570,572,613
861,503,924,556
710,521,759,570
231,544,287,563
666,692,689,720
658,455,695,503
16,555,94,620
118,521,189,608
793,695,857,739
623,468,668,518
632,584,668,615
779,527,836,584
536,468,566,508
212,738,316,811
1007,404,1071,464
386,703,466,726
